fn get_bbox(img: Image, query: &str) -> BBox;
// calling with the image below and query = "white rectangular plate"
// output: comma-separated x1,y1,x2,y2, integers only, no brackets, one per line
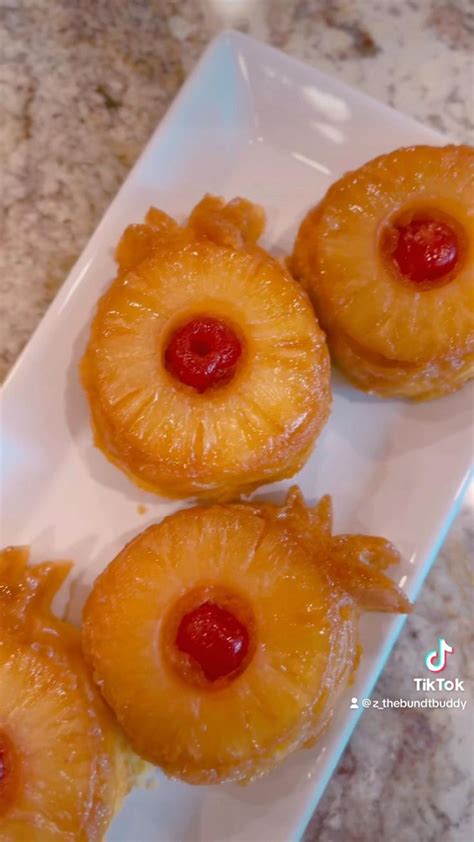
1,31,472,842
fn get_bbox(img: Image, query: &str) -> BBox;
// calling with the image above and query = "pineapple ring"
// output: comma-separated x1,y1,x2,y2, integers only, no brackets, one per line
291,145,474,399
82,488,410,785
0,547,138,840
82,196,331,499
329,327,473,400
0,642,112,839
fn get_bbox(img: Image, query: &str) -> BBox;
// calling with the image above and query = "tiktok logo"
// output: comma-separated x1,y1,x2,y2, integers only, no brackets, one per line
424,638,454,673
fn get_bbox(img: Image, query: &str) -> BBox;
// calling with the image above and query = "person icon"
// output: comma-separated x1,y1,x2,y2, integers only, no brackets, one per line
350,697,359,709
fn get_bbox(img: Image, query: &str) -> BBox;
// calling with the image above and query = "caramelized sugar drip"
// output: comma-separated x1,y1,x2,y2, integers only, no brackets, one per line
82,193,330,499
188,195,266,248
82,487,409,786
0,547,140,841
251,486,411,614
115,208,180,274
0,546,74,645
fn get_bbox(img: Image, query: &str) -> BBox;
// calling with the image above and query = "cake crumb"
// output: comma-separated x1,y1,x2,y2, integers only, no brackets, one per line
137,504,148,515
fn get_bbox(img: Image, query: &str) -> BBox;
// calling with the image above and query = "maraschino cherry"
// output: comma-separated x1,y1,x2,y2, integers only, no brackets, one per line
165,316,242,392
391,218,458,285
176,600,249,681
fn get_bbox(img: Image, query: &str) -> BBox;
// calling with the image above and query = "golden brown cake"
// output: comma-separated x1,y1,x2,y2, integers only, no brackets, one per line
291,145,474,399
0,547,139,841
82,488,410,785
81,196,331,499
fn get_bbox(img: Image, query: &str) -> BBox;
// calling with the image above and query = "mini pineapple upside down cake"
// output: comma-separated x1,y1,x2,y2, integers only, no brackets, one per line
81,195,331,500
291,145,474,400
82,487,410,786
0,547,140,841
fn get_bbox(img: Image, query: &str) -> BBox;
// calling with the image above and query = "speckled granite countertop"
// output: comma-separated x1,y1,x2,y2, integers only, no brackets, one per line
1,1,473,840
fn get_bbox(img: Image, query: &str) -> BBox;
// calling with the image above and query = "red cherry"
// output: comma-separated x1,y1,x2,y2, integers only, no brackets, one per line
176,600,249,681
165,317,241,393
391,218,458,285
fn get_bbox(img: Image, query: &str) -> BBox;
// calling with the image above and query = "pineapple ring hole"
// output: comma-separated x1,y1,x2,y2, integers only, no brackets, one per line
0,730,20,817
162,585,257,689
164,315,243,393
380,206,467,290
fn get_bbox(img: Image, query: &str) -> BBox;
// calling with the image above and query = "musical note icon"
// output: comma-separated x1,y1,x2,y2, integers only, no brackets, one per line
424,638,454,673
